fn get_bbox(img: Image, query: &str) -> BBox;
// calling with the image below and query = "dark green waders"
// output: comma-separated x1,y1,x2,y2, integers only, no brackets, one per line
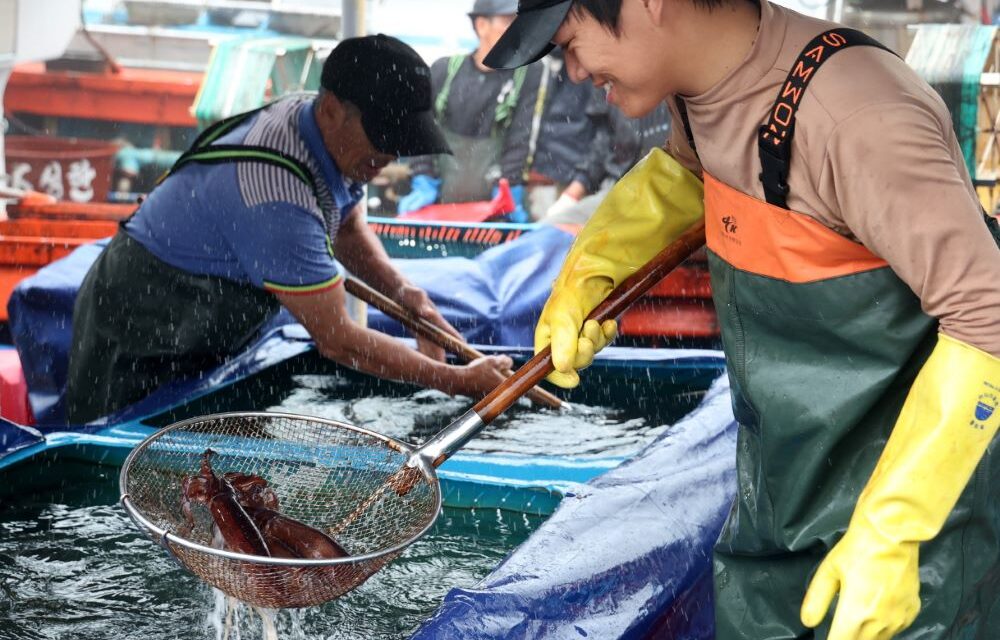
675,28,1000,639
65,231,278,424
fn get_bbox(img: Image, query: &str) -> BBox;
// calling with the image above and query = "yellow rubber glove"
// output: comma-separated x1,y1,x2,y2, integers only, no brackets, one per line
534,148,704,388
801,333,1000,639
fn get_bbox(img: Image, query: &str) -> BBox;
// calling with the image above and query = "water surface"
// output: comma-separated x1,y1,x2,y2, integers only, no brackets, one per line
0,460,542,640
1,360,705,638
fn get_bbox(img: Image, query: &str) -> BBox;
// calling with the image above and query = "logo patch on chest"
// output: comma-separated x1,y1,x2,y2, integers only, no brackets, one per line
720,215,741,246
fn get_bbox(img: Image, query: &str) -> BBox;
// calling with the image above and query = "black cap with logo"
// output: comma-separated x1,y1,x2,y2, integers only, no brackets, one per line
321,34,452,156
483,0,573,70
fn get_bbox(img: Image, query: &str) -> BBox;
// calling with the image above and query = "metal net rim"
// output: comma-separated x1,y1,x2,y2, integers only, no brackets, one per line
118,410,443,568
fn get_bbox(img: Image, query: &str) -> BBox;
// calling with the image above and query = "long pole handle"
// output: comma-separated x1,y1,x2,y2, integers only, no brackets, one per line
344,277,565,409
472,220,707,423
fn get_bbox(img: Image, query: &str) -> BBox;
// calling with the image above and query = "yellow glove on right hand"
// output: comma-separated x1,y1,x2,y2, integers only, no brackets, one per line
534,149,704,388
801,333,1000,639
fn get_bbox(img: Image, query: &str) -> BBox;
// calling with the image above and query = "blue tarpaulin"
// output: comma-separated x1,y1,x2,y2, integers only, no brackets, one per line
366,225,574,348
8,240,108,427
412,377,737,640
0,419,44,456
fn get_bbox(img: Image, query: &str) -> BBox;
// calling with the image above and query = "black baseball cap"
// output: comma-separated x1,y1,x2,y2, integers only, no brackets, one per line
483,0,573,70
321,34,451,156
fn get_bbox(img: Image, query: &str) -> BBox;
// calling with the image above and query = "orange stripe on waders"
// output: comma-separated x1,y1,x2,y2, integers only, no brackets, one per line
704,173,887,283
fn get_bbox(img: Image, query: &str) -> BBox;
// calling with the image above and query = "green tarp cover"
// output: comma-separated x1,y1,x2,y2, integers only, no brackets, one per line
193,36,325,128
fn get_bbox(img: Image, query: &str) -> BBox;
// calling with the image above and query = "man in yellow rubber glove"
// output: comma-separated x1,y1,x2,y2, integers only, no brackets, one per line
485,0,1000,638
535,147,703,388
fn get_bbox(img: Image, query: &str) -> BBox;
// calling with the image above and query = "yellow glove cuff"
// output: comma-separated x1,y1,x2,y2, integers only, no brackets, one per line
555,148,704,292
859,333,1000,542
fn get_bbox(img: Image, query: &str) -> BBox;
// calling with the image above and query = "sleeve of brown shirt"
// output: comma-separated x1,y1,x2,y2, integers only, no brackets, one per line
820,100,1000,357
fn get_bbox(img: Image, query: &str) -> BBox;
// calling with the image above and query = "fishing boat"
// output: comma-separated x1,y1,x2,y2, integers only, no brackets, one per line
3,3,991,638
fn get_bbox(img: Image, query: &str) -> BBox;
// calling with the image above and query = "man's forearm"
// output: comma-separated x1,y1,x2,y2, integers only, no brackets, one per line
318,319,458,393
335,207,409,297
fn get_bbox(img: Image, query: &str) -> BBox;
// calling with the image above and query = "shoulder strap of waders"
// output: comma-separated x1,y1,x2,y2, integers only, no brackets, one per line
524,56,556,175
433,54,528,135
494,65,529,134
675,96,698,157
435,54,467,118
758,28,893,209
157,104,320,201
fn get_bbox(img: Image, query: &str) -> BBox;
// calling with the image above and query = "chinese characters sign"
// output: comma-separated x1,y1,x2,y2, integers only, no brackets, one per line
10,158,101,202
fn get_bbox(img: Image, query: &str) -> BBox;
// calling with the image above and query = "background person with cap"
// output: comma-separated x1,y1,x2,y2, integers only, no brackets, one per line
486,1,1000,639
65,34,512,425
397,0,543,222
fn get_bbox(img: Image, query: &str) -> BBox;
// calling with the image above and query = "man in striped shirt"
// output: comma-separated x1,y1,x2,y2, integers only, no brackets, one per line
66,35,511,424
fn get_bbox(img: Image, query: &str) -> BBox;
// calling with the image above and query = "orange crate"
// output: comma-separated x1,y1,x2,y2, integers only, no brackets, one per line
645,265,713,299
619,299,720,339
8,200,136,222
0,219,118,239
0,219,113,321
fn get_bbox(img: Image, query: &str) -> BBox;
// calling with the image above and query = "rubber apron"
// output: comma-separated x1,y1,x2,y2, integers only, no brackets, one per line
434,55,526,203
681,29,1000,638
66,230,279,424
66,108,321,424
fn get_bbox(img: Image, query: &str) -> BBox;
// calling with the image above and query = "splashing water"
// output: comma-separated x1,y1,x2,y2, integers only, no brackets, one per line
0,460,542,640
208,593,278,640
0,358,705,638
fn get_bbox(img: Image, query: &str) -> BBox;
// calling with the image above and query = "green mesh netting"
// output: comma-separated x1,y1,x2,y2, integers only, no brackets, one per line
193,36,327,129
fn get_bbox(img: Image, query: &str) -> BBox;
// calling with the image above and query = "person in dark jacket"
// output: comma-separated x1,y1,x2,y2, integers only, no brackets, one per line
398,0,543,222
524,47,597,219
542,90,670,224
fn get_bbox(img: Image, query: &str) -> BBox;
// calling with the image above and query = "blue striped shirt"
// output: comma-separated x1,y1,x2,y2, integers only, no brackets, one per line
125,95,364,293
